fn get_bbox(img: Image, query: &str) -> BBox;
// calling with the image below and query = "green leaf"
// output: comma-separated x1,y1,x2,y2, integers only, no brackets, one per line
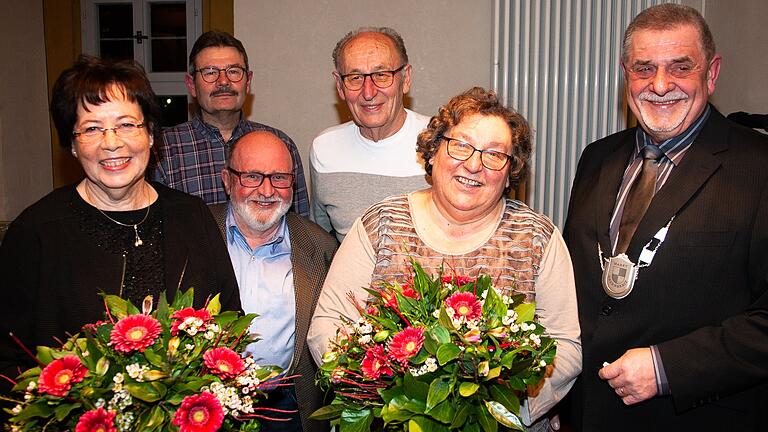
309,404,345,421
490,383,520,415
382,398,414,423
476,403,498,432
449,403,472,428
95,356,110,376
485,366,501,381
438,306,456,331
409,415,450,432
426,376,452,411
172,287,195,309
104,294,140,318
514,303,535,323
35,346,55,365
484,400,524,431
436,343,461,365
424,400,456,423
144,405,167,429
54,402,81,421
482,285,507,326
379,386,405,403
143,347,164,368
390,393,426,413
125,381,167,402
206,293,221,316
429,325,451,345
458,381,479,397
404,372,429,401
11,399,54,421
339,408,373,432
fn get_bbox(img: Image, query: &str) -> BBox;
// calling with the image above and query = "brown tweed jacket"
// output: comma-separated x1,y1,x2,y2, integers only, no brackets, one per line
209,204,338,432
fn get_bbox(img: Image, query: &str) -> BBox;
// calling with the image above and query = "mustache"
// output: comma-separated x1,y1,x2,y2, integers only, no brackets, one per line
638,90,688,103
211,87,237,97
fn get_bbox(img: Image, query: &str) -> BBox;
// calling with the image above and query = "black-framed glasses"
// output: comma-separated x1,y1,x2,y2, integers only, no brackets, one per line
442,136,511,171
339,65,406,91
226,167,294,189
194,66,247,83
72,122,146,144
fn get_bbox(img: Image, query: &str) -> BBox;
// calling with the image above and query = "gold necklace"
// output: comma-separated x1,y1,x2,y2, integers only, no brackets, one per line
85,184,151,247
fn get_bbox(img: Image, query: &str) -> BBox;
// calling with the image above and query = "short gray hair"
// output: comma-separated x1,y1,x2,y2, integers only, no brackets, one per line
332,27,409,71
622,4,715,64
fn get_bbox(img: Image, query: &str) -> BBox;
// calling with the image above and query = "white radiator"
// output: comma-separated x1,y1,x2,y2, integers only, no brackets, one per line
492,0,677,228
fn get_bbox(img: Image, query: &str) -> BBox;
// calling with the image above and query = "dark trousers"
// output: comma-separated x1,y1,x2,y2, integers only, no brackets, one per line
259,386,302,432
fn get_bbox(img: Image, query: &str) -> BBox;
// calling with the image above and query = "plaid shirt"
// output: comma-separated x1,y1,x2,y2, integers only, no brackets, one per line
152,115,309,216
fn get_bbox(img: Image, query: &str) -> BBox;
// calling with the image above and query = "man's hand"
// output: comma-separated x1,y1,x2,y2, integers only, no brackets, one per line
599,347,658,405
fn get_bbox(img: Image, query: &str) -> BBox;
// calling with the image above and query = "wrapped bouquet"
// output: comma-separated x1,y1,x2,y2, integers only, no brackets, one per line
2,289,292,431
311,262,556,431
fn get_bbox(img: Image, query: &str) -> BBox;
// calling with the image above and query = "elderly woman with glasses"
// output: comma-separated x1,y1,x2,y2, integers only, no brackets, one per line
0,56,240,386
308,87,581,430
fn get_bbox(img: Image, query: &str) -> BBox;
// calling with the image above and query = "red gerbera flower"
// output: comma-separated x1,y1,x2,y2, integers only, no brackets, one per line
110,314,162,353
203,347,245,379
445,291,483,321
173,392,225,432
75,408,117,432
38,355,87,397
361,345,394,379
388,327,425,365
171,307,213,335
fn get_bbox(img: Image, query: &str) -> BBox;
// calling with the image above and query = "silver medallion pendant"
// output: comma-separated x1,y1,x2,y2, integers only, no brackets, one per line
601,253,638,299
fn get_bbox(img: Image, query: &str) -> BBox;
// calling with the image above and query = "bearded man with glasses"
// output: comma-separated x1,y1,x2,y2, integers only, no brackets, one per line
208,130,338,432
153,31,308,215
309,27,430,242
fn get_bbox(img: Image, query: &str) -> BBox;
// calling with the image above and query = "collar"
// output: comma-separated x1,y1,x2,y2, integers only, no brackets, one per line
634,104,711,166
192,111,247,141
225,204,289,255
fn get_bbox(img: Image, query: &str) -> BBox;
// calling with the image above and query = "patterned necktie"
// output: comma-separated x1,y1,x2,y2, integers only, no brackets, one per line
616,144,663,254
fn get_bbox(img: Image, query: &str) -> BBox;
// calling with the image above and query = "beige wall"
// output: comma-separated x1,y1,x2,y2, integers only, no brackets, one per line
234,0,493,191
705,0,768,116
0,1,52,221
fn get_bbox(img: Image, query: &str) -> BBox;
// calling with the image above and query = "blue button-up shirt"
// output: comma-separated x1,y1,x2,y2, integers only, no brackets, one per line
225,206,295,370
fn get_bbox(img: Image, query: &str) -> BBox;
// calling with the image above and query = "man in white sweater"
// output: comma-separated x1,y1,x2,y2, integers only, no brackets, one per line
310,27,430,242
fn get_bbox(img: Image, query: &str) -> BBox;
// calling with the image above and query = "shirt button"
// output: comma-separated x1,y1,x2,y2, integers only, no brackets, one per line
601,305,613,316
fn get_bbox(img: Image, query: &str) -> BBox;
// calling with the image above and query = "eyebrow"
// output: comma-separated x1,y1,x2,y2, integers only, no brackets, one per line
344,64,393,74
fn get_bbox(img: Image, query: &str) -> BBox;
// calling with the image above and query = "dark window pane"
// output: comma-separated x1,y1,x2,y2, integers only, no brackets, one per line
149,2,187,72
99,4,133,38
150,3,186,37
151,39,187,72
98,4,133,60
100,40,134,61
156,95,189,127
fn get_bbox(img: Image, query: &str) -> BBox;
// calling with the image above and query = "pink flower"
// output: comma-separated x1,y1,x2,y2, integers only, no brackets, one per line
110,314,162,353
171,307,213,335
388,327,425,365
401,284,420,300
75,408,117,432
38,355,87,397
361,345,394,380
445,292,483,321
203,347,245,379
173,392,225,432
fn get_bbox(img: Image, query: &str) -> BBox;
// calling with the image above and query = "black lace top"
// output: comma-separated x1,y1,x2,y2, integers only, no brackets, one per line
72,191,165,305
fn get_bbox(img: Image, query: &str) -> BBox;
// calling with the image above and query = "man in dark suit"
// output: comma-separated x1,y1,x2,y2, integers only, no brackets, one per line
210,130,338,432
564,4,768,431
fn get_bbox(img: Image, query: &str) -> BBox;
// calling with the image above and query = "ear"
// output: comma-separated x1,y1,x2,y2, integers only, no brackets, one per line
333,71,347,101
221,168,232,196
706,54,722,95
245,70,254,94
149,135,154,148
184,73,197,98
401,64,413,94
71,147,78,158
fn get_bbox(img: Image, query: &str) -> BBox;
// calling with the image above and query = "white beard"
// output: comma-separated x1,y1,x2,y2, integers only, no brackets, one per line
231,194,291,232
636,89,690,133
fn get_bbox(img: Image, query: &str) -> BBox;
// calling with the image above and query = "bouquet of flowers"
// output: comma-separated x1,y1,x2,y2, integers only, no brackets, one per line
311,262,557,431
2,289,293,432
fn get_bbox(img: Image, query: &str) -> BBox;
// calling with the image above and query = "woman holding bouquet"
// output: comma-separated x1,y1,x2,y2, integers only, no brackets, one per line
308,87,581,430
0,56,240,389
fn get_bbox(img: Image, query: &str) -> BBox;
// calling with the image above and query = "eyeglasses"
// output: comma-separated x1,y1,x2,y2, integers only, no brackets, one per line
194,66,247,83
226,167,294,189
625,61,702,80
72,122,146,144
442,136,511,171
339,65,406,91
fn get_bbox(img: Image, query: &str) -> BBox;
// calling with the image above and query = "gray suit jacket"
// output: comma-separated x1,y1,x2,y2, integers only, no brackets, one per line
209,204,338,432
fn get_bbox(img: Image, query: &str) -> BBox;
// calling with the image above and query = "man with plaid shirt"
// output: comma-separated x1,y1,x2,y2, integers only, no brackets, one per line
153,31,308,215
